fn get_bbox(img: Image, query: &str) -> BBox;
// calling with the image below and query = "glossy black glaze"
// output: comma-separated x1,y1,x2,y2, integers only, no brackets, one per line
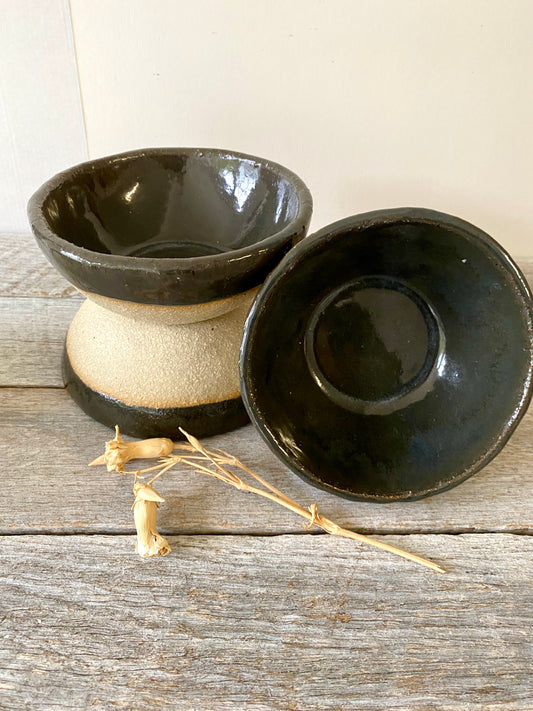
304,276,442,414
240,208,533,501
63,352,249,439
28,148,313,305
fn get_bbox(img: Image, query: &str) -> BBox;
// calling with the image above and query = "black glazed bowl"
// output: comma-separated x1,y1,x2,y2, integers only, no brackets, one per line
26,147,312,440
240,208,533,501
27,147,313,305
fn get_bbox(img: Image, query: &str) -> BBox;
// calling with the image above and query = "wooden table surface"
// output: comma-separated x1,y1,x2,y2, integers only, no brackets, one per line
1,234,532,710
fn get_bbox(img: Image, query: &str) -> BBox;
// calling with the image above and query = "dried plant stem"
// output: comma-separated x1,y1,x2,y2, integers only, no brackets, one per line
98,425,444,571
177,429,445,574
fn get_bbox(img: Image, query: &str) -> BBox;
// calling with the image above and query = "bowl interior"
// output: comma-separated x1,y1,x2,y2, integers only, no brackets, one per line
40,151,301,258
240,209,533,500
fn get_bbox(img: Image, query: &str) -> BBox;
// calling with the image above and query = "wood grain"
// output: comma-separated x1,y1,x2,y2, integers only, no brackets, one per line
0,297,79,386
1,387,532,535
0,234,79,298
0,533,530,710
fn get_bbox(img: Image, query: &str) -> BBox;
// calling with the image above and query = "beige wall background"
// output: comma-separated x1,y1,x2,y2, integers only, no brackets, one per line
69,0,533,256
2,0,533,256
1,0,86,233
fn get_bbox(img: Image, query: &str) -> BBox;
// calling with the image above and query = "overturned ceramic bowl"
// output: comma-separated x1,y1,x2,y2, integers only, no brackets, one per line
28,147,313,437
240,208,533,501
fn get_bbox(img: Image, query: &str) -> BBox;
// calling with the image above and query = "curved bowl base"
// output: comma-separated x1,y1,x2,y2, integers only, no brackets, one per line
63,351,249,439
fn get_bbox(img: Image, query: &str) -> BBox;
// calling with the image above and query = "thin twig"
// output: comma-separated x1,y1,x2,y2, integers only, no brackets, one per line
90,426,445,572
177,428,445,573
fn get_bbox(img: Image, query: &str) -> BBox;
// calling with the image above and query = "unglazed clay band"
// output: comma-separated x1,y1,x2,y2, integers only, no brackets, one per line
65,289,258,410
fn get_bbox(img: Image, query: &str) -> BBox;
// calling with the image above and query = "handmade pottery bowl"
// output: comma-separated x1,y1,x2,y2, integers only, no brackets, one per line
28,147,313,437
240,208,533,501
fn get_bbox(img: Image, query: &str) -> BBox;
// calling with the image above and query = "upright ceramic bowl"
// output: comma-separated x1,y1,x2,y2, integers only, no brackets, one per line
241,208,533,500
28,147,313,437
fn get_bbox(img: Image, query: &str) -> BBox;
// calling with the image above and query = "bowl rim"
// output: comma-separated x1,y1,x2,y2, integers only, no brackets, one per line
27,146,313,269
239,207,533,501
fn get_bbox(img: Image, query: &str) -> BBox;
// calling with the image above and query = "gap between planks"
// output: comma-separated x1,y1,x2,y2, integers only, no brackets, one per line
1,527,532,537
0,384,64,389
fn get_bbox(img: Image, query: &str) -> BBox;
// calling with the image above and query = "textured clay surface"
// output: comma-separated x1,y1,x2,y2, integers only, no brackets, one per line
67,290,257,408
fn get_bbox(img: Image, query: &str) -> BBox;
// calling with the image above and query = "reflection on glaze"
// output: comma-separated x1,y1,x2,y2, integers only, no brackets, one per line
42,152,300,258
221,163,260,211
124,182,139,203
305,277,444,415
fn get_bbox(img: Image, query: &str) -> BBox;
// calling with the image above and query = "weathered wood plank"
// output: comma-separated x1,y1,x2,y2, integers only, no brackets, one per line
0,233,78,298
0,533,530,710
1,387,532,535
0,297,80,386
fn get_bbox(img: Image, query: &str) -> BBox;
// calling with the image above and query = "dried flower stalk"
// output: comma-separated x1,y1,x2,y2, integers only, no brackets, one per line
90,426,445,573
132,479,171,558
89,425,174,472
